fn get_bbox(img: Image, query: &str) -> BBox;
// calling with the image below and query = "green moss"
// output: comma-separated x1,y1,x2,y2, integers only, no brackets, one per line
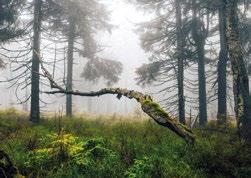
142,99,170,119
237,95,244,120
142,100,195,143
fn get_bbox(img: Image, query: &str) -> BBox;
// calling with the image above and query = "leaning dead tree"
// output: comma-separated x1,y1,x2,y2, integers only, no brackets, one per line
41,61,195,144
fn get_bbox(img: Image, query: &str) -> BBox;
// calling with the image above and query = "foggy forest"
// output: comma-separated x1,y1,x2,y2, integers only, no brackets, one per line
0,0,251,177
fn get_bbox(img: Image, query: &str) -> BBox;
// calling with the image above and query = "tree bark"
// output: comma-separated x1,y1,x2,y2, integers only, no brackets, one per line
197,42,207,126
30,0,42,123
217,0,228,124
175,0,186,124
66,18,76,117
192,0,207,126
225,0,251,141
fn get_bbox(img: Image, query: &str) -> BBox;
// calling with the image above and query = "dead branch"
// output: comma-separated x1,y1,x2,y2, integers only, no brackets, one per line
40,59,195,144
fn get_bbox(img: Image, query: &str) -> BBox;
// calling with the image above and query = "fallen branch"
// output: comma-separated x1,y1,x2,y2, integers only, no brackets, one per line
40,60,195,144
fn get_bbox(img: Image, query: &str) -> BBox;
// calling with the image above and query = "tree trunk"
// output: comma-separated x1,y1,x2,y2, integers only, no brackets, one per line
30,0,42,123
192,0,207,126
66,18,76,117
175,0,186,124
197,42,207,125
87,82,92,113
217,0,228,124
225,0,251,141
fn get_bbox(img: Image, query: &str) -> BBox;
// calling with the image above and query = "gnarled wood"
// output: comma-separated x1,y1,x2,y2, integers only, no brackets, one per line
45,88,195,143
41,61,195,144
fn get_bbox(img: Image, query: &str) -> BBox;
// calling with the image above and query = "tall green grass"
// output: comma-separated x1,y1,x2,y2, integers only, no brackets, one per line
0,109,250,178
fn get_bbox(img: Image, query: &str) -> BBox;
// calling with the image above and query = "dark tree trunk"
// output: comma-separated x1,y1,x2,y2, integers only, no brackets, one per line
175,0,186,124
217,0,228,124
66,18,76,117
225,0,251,141
197,42,207,125
30,0,42,123
192,0,207,126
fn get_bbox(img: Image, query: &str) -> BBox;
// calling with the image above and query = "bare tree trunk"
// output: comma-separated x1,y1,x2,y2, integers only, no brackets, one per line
217,0,228,124
192,0,207,126
175,0,186,124
30,0,42,123
225,0,251,141
66,18,76,117
197,42,207,125
87,82,92,113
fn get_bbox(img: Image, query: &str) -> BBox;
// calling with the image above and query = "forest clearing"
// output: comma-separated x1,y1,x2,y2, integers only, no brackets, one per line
0,0,251,177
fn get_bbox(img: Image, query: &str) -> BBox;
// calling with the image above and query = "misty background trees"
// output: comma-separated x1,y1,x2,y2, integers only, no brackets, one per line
0,0,250,141
0,0,123,121
128,0,250,140
1,1,251,177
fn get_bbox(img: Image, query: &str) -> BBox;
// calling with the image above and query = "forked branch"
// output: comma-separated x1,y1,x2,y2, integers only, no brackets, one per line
41,61,195,144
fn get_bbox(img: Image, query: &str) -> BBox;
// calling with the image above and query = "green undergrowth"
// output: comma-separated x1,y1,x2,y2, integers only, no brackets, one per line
0,109,250,178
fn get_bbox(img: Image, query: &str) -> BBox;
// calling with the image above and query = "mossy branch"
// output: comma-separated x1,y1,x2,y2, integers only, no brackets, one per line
41,60,195,144
45,89,195,143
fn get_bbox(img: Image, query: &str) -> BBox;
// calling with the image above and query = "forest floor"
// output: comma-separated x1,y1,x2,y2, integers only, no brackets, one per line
0,108,251,178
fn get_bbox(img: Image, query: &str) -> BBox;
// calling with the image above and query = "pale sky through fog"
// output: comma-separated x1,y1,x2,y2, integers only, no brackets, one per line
71,0,151,114
100,0,149,69
0,0,151,114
